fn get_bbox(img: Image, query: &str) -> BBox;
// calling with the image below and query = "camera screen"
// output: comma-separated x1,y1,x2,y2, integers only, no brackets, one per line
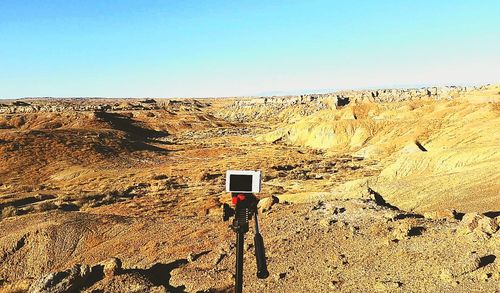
229,174,253,192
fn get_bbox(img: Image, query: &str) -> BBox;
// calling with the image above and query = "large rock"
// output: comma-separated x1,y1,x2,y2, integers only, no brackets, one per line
84,272,167,293
101,257,122,278
457,213,498,237
257,196,279,213
423,209,456,220
447,252,481,276
389,223,425,241
29,264,92,293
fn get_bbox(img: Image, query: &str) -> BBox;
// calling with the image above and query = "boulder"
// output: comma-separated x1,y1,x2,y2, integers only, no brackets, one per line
29,264,91,293
390,223,425,241
257,196,279,213
457,212,498,237
102,257,122,278
444,252,481,277
423,209,456,220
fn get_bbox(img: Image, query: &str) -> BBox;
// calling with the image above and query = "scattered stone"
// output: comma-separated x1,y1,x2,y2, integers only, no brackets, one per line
274,272,287,281
439,269,455,283
198,171,222,182
458,213,482,232
320,218,335,227
336,220,348,229
380,237,392,246
213,253,226,266
258,196,279,213
391,224,410,241
390,223,425,241
244,243,254,251
102,257,122,278
477,272,491,282
382,210,399,221
334,207,346,214
187,253,195,262
478,217,499,235
1,205,17,219
457,213,499,237
349,226,360,235
151,174,168,180
29,264,91,293
339,254,349,266
88,272,167,293
446,252,481,276
329,280,342,290
311,200,326,211
374,280,401,291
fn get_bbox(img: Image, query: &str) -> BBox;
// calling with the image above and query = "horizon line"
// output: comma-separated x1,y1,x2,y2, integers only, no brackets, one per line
1,81,498,101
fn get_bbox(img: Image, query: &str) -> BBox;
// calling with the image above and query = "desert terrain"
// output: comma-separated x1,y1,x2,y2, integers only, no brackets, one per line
0,84,499,292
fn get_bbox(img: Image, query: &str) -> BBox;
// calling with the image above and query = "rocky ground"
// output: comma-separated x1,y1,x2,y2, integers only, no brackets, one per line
0,84,499,292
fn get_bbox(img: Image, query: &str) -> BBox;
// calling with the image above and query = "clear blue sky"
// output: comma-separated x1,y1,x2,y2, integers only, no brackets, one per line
1,0,499,98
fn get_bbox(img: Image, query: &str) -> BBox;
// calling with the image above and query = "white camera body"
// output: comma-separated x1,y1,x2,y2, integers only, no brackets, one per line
226,170,261,193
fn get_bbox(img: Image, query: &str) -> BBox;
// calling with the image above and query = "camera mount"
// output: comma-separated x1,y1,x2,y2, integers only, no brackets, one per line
223,192,269,293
